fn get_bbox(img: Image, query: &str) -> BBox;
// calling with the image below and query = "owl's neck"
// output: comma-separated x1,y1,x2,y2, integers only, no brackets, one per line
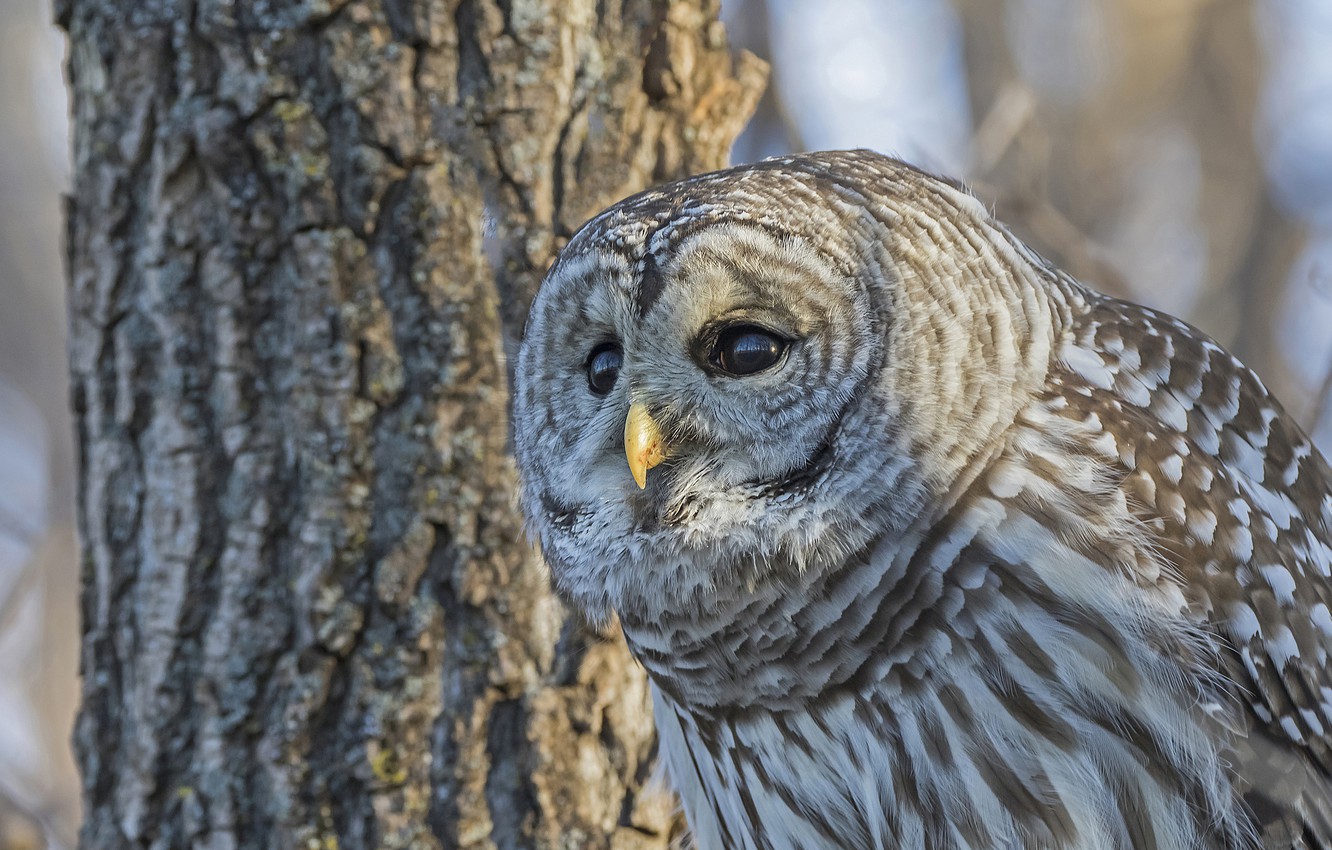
614,420,1011,714
620,514,949,711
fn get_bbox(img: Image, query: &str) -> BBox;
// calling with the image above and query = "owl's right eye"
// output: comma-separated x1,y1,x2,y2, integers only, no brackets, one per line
586,343,623,395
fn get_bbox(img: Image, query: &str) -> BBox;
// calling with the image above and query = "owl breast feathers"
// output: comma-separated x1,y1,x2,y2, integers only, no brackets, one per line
512,150,1332,849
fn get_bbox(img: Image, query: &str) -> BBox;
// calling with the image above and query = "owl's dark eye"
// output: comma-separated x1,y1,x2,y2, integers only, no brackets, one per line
586,343,623,395
711,325,787,376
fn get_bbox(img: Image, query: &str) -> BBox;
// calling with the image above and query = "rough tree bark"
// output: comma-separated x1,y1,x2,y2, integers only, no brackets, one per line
60,1,764,847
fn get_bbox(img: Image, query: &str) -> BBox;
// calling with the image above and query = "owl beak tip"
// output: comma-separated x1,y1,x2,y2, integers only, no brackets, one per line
630,464,648,490
625,402,666,489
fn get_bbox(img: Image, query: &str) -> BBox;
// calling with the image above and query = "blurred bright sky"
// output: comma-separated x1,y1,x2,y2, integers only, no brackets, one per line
766,0,971,173
1262,0,1332,228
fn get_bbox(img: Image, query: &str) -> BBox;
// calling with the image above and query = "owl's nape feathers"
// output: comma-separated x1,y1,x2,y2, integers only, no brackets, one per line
511,150,1332,850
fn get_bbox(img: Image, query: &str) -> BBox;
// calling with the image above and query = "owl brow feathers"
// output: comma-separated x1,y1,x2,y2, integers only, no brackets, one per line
635,251,668,318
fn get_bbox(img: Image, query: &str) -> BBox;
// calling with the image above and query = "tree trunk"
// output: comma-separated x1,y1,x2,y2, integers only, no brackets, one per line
60,2,763,847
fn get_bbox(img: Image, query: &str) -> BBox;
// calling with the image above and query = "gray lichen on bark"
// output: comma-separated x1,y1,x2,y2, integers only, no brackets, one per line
60,0,764,847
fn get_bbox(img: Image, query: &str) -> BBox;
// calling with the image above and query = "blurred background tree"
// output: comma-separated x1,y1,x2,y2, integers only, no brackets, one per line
2,0,1330,847
0,0,80,846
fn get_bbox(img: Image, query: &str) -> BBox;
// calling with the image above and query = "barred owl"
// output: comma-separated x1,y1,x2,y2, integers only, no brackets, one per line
512,150,1332,849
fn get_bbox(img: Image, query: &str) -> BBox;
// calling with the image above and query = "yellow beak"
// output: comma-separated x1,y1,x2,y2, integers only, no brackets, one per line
624,402,667,489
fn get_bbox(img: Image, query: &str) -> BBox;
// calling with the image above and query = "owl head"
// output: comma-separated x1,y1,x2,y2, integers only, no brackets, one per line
513,151,1060,623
